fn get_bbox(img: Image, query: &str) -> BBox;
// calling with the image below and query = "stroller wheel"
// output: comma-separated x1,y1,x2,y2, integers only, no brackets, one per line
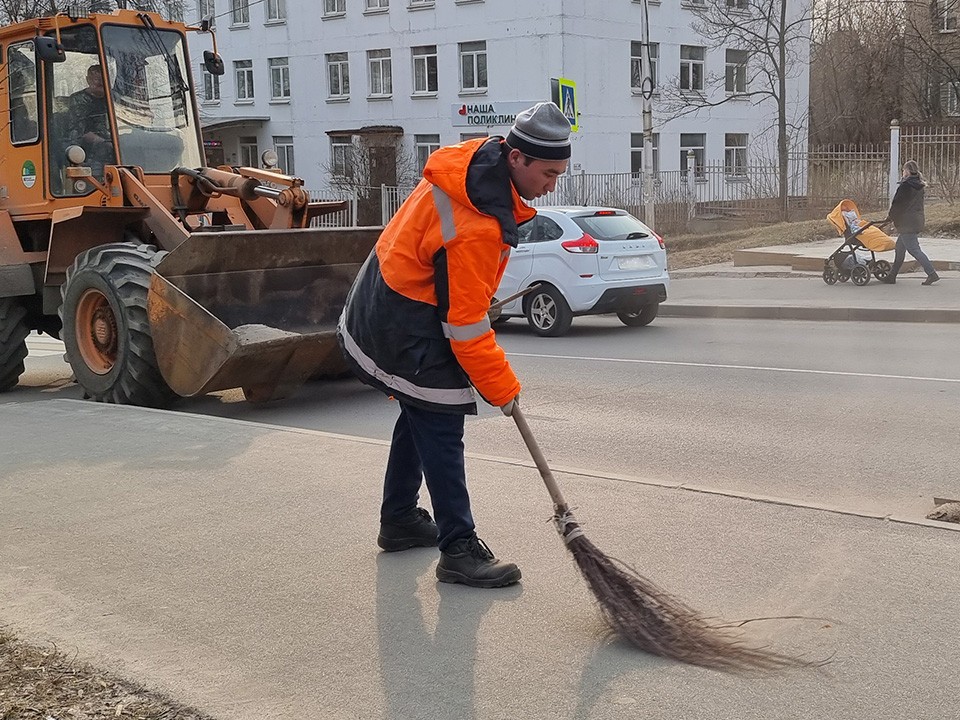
873,260,892,280
852,264,871,286
823,265,838,285
838,270,851,282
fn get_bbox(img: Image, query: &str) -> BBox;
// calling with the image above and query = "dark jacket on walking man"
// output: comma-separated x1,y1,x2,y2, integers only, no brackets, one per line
338,102,571,588
881,160,939,285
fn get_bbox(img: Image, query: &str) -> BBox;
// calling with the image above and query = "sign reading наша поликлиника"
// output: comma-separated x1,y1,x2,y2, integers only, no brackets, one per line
451,101,538,127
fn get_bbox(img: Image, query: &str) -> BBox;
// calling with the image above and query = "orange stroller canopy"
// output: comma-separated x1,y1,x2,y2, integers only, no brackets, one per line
827,200,895,252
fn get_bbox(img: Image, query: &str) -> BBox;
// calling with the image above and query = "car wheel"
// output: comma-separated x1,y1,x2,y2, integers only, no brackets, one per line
617,302,659,327
525,285,572,337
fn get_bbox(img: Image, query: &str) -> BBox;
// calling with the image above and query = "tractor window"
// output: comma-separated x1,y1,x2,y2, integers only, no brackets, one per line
8,41,39,145
101,24,203,172
44,25,117,196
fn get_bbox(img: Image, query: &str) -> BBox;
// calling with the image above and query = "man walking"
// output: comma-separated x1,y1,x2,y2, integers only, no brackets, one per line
338,102,571,588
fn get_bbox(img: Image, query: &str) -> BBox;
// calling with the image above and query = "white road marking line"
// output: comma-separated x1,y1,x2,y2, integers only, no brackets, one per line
508,352,960,384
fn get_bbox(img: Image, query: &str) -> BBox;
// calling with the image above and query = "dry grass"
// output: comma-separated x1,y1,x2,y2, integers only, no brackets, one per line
0,629,214,720
666,202,960,270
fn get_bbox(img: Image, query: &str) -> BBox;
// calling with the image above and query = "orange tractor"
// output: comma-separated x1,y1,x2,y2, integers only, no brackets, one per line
0,8,377,406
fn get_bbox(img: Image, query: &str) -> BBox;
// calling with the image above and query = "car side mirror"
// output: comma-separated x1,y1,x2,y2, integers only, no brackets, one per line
35,36,66,63
203,50,224,76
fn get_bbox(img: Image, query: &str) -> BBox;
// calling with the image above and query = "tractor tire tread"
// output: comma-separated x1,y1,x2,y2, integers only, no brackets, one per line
0,297,30,392
60,242,175,408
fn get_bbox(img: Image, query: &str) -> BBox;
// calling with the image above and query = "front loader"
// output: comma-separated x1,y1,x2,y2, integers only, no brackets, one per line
0,9,378,407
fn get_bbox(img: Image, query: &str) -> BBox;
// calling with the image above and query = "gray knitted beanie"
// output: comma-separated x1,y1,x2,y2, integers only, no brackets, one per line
506,102,572,161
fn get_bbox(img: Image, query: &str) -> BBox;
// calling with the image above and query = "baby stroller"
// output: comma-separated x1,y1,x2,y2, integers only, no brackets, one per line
823,199,895,286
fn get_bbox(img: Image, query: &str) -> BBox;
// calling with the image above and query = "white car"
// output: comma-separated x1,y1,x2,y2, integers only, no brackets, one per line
493,206,669,336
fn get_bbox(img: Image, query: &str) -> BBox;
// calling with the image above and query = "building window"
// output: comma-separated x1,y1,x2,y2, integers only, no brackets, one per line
231,0,249,25
726,0,748,9
940,82,960,115
459,41,487,93
680,133,706,178
724,133,748,176
202,66,220,102
239,136,259,167
409,0,434,6
327,52,350,98
630,41,658,93
938,0,958,31
331,134,354,178
159,0,183,21
725,49,748,94
269,57,290,100
630,132,659,174
266,0,286,21
234,59,254,100
412,45,438,94
199,0,216,24
415,134,440,173
680,45,705,92
367,49,392,97
273,136,295,174
324,0,346,15
366,0,389,8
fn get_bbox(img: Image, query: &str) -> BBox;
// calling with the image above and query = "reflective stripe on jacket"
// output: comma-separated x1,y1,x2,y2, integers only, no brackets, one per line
338,137,536,413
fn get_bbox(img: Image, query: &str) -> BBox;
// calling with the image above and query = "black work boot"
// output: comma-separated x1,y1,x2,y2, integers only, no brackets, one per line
436,536,521,588
378,508,438,552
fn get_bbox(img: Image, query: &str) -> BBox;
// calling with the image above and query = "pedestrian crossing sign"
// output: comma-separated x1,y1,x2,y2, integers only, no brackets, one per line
551,77,579,132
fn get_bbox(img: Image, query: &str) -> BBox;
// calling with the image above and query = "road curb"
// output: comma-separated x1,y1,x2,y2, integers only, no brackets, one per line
660,304,960,323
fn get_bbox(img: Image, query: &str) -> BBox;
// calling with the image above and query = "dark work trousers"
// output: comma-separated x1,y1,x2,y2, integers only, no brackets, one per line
890,233,936,277
381,401,475,551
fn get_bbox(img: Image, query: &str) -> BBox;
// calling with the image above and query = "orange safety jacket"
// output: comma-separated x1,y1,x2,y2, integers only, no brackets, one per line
338,137,535,414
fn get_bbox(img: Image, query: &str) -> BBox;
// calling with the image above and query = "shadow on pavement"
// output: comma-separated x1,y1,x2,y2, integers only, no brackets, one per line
376,550,523,720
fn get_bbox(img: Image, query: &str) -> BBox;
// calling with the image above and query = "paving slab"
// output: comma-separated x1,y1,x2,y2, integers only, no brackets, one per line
2,400,958,720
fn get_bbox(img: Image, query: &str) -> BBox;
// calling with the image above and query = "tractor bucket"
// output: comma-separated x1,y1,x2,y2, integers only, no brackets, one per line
147,227,379,402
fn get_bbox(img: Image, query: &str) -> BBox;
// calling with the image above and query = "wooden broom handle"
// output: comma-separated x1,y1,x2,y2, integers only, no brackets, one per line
511,405,569,512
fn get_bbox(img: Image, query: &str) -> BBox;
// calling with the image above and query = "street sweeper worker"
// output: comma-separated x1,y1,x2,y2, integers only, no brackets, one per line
338,101,571,588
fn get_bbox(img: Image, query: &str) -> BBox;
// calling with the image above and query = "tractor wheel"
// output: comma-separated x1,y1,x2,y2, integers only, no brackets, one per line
60,242,177,408
617,302,659,327
0,297,30,392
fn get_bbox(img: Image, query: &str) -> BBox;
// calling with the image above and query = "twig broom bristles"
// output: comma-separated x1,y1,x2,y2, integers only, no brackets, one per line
511,405,812,672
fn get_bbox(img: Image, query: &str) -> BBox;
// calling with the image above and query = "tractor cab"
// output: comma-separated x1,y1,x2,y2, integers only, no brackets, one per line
41,15,206,196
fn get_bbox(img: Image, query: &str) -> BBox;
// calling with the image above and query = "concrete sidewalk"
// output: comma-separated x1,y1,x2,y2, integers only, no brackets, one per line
2,400,958,719
664,237,960,322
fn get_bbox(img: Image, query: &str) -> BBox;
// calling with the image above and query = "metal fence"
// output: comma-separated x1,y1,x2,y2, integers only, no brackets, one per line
900,124,960,201
317,125,959,234
309,190,358,227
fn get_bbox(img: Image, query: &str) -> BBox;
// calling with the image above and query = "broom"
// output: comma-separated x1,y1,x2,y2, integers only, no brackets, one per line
510,403,813,672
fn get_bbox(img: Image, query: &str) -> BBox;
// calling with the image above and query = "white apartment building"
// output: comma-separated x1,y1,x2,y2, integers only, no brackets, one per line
188,0,810,192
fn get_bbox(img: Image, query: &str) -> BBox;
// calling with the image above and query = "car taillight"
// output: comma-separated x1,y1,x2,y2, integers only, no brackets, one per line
561,233,599,253
654,231,665,249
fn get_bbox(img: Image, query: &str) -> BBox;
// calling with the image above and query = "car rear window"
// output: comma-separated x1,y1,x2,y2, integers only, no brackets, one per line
571,213,651,240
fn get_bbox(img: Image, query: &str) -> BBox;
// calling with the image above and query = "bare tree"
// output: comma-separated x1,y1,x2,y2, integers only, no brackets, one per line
658,0,813,220
0,1,56,22
809,0,904,144
0,0,185,22
900,0,960,121
322,132,422,225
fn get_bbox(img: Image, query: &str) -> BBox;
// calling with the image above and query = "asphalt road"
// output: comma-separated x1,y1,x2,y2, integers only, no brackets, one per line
11,315,959,520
